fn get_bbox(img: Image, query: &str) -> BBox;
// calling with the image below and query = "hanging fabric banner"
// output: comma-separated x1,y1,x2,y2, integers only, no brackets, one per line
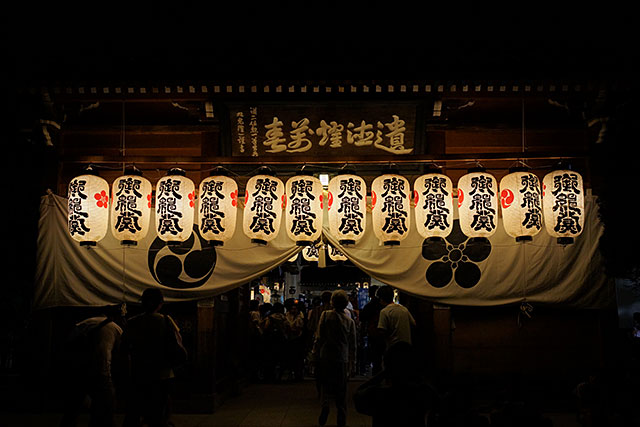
35,190,298,308
34,189,614,309
322,189,614,309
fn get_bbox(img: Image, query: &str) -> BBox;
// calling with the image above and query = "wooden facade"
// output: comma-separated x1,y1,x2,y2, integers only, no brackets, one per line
10,62,634,412
21,78,601,198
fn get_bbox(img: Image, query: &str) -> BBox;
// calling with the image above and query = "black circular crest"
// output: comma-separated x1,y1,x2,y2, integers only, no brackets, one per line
148,225,217,289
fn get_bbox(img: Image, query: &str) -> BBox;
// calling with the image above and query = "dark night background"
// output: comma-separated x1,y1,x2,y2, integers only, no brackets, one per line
3,3,639,424
6,1,638,288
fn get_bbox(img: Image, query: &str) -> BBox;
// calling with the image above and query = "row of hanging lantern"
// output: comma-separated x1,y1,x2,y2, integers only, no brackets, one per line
68,165,585,248
288,243,347,263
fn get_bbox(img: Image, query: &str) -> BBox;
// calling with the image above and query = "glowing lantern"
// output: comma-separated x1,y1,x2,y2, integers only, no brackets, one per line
198,170,238,246
414,172,453,242
302,244,320,262
328,244,348,262
457,169,498,240
68,167,109,246
328,173,366,245
155,168,195,244
243,168,284,245
499,168,543,242
543,169,584,245
110,168,152,246
285,174,323,246
371,173,410,246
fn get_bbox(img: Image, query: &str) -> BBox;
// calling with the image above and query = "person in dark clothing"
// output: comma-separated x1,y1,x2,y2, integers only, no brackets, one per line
262,302,287,382
353,341,431,426
122,288,185,427
632,312,640,361
59,304,126,427
311,290,357,427
359,285,384,375
284,301,305,381
248,299,263,382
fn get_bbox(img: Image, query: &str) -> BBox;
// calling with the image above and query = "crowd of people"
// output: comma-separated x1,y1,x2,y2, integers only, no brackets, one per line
248,285,420,426
56,284,422,427
53,284,640,427
248,285,410,384
248,291,354,383
58,288,186,427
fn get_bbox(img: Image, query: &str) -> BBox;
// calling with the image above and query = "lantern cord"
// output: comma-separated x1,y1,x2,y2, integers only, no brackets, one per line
200,164,242,177
121,101,126,175
121,246,128,303
521,98,526,153
517,239,530,328
522,241,527,301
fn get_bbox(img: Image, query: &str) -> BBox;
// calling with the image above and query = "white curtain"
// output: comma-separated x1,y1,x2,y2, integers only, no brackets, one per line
34,189,614,309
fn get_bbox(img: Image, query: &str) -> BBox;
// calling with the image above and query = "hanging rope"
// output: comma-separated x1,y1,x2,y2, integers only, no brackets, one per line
120,101,128,305
518,241,533,327
522,97,526,154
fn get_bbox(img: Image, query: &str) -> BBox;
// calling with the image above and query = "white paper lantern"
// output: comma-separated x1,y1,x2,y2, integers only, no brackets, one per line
243,170,284,245
328,173,366,245
155,168,195,244
371,173,411,246
68,170,110,246
110,170,152,245
499,169,543,242
328,244,348,262
302,244,320,262
285,175,323,246
457,170,499,239
543,169,585,245
414,173,453,241
198,172,238,246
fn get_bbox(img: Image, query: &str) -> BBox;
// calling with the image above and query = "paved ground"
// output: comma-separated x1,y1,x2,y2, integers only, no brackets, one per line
0,378,371,427
0,377,582,427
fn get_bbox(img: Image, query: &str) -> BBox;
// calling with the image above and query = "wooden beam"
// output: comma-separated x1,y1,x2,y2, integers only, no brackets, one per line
62,125,220,134
60,151,590,166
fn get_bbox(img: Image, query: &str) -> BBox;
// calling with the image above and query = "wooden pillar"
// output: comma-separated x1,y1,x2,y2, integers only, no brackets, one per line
399,293,435,363
433,304,453,373
194,298,217,412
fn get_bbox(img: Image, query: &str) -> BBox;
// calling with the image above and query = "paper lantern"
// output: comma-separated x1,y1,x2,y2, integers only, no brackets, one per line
198,172,238,246
155,168,195,244
328,244,348,262
302,244,320,262
543,169,585,245
328,173,366,245
499,169,543,242
285,174,323,245
243,169,284,245
371,173,411,246
457,169,499,240
68,169,109,246
414,173,453,242
110,169,152,246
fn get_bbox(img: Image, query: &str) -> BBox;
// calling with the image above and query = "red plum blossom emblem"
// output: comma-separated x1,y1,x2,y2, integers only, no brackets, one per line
95,191,109,208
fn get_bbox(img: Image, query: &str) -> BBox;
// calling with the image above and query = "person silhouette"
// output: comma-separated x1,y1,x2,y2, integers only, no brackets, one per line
122,288,185,427
311,290,357,427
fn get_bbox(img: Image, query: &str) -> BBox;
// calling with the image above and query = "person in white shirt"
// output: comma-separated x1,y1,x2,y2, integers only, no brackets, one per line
376,286,415,350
